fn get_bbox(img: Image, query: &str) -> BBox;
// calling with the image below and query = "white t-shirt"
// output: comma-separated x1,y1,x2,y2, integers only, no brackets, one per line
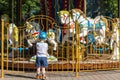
36,41,48,57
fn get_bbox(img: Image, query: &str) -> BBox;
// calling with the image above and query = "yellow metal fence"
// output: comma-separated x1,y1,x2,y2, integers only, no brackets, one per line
1,15,120,78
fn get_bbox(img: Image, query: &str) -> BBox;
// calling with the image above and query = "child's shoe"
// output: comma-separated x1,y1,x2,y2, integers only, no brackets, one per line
41,75,47,80
35,74,41,79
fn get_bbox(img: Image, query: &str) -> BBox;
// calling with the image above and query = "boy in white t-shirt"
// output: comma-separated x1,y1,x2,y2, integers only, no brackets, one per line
35,31,48,79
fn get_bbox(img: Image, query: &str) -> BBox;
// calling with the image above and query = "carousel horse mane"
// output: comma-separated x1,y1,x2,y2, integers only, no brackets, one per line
111,18,120,29
94,15,108,27
70,9,86,20
25,21,35,33
57,10,70,17
13,27,19,42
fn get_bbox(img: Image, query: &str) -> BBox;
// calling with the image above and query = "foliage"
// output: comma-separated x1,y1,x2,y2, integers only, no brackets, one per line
0,0,119,21
102,0,118,17
86,0,118,18
22,0,41,17
0,0,9,15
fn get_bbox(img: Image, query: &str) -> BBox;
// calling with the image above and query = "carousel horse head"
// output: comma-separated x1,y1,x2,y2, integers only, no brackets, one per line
25,21,35,33
70,9,94,29
57,10,71,25
70,9,86,22
47,29,55,40
25,21,40,38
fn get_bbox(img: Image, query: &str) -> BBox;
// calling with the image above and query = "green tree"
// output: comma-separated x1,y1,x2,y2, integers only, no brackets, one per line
87,0,118,18
102,0,118,17
0,0,9,17
22,0,41,17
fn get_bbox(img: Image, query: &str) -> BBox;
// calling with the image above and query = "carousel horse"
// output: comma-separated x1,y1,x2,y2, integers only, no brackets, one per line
70,9,109,45
70,9,90,44
57,10,75,44
110,18,120,60
8,23,19,47
93,15,109,45
25,21,40,47
47,29,57,51
25,22,57,51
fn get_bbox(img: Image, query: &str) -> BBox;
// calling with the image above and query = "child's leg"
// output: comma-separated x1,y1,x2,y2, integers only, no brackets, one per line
42,67,46,76
36,67,41,79
37,67,40,75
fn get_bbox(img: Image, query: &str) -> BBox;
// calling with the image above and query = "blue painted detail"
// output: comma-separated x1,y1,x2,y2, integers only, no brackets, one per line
87,34,95,43
88,20,93,30
11,47,29,53
95,21,105,30
93,45,109,53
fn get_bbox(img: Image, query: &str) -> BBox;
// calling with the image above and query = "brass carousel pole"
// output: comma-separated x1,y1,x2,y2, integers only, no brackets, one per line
84,0,86,15
1,19,5,78
12,0,14,22
118,0,120,17
16,0,22,26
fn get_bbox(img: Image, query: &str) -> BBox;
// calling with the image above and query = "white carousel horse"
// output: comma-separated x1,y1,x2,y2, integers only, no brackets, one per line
93,15,109,45
25,22,57,51
70,9,108,45
110,18,120,60
8,23,19,47
57,10,75,44
47,29,57,51
25,21,39,47
70,9,91,44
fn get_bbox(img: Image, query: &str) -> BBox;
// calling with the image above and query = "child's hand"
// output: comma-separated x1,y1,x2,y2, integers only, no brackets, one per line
47,53,49,57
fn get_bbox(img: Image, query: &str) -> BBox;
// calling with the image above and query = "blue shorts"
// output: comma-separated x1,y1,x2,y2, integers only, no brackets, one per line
36,57,48,67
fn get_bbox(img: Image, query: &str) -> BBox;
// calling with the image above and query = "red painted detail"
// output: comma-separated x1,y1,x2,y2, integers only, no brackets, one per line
80,37,82,41
32,32,39,36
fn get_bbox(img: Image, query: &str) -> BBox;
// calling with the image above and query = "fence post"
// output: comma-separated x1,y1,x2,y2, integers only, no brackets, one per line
1,19,4,78
75,20,79,77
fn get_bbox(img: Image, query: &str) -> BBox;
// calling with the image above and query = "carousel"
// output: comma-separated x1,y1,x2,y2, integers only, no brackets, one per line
1,0,120,73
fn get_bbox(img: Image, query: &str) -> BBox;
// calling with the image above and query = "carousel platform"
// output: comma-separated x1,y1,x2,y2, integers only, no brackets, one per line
2,59,120,71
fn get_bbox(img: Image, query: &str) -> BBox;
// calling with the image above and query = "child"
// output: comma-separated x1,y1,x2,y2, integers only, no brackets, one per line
35,31,48,79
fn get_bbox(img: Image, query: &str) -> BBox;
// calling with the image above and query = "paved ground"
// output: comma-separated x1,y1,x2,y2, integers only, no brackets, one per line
1,70,120,80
